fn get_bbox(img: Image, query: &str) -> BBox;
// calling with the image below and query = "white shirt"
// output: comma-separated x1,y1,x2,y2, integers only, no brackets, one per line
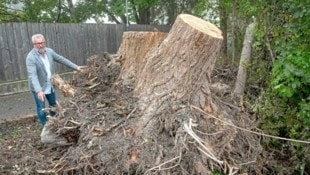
40,54,53,94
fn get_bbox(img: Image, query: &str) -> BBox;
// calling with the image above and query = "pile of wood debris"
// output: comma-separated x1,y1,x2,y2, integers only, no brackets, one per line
32,52,263,174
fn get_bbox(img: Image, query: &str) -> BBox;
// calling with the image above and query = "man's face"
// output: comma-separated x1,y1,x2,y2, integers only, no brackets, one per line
33,37,46,54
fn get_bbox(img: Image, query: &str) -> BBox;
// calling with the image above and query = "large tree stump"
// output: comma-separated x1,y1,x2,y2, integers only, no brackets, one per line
117,14,236,174
46,14,261,175
132,14,223,133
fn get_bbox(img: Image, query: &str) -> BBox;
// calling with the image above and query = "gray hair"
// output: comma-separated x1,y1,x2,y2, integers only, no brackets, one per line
31,34,45,43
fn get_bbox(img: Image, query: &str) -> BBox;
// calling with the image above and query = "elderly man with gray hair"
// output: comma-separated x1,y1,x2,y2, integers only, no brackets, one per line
26,34,84,126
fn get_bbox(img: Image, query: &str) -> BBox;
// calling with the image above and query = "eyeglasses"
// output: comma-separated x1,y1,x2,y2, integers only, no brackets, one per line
33,42,46,45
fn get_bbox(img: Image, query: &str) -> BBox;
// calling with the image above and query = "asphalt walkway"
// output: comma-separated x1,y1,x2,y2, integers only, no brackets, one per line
0,90,64,123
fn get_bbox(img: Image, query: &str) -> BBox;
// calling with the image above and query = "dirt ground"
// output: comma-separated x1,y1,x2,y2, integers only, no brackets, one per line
0,90,67,174
0,117,42,174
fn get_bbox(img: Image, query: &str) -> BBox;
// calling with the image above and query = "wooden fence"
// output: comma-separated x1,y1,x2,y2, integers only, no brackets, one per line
0,23,170,96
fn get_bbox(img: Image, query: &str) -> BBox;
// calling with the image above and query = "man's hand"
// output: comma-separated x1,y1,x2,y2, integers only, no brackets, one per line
37,90,45,102
76,66,87,72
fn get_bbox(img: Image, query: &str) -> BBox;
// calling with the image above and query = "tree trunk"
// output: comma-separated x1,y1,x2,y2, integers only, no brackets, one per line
56,0,62,22
117,31,167,86
231,0,236,62
66,0,76,22
233,19,256,96
167,1,177,25
132,14,223,133
219,1,228,60
116,14,228,173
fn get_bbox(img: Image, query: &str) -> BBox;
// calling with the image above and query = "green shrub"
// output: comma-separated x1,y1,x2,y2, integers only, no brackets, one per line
256,0,310,173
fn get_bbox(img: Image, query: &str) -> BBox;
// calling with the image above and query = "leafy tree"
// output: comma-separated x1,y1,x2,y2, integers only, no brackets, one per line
1,0,213,24
22,0,59,22
0,0,83,22
74,0,211,25
0,0,24,21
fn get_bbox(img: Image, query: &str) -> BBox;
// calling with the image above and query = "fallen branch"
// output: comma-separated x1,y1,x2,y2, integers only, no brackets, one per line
88,82,101,89
52,74,76,97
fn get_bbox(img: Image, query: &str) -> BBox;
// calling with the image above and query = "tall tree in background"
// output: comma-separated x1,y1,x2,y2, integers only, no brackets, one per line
0,0,211,24
73,0,210,25
0,0,82,22
0,0,23,21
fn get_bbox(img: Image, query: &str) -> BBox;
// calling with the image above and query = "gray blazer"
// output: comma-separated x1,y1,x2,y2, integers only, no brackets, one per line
26,47,78,93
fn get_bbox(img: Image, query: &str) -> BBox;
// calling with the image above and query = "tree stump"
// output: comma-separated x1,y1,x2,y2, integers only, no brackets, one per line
117,31,167,86
46,14,261,175
131,14,223,133
117,14,234,174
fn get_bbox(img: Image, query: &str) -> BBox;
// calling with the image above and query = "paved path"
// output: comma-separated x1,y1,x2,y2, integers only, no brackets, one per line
0,90,64,123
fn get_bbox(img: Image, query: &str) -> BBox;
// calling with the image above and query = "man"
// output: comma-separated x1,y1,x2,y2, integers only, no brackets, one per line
26,34,83,126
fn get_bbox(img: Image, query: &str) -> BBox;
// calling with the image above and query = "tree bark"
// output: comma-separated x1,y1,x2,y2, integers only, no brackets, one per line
219,1,228,60
134,14,223,119
117,31,167,86
233,19,256,96
117,14,224,173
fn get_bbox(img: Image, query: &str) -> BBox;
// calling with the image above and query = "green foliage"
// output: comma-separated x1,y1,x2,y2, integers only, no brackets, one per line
192,0,208,17
256,0,310,173
0,0,22,21
270,0,310,126
258,88,309,174
22,0,59,22
133,0,158,10
272,51,310,97
0,0,80,22
73,0,113,23
211,168,223,175
0,0,215,24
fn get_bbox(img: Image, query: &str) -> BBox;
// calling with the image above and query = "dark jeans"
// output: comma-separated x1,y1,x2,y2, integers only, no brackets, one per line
31,90,57,126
